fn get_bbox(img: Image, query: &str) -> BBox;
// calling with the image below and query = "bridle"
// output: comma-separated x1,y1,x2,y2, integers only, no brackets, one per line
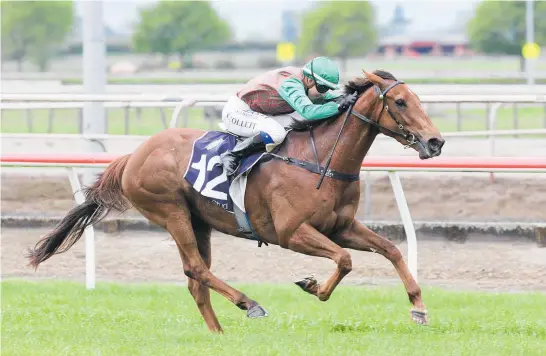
350,80,418,149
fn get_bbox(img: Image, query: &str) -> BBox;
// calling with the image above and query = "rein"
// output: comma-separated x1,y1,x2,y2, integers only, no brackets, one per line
270,80,418,188
315,99,355,189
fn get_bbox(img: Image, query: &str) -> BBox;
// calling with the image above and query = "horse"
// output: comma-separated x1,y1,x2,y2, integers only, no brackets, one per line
26,69,445,333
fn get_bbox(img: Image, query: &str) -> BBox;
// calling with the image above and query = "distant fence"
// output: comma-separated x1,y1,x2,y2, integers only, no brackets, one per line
2,93,546,154
3,93,546,102
3,93,546,129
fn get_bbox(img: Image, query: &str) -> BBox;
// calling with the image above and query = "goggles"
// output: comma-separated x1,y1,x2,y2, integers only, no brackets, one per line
309,59,331,94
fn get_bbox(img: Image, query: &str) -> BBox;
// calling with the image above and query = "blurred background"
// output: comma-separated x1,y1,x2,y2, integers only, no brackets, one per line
2,0,546,136
1,0,545,79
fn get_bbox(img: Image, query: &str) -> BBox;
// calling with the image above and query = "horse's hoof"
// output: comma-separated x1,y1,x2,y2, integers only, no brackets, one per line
247,304,268,318
410,309,428,325
295,276,317,291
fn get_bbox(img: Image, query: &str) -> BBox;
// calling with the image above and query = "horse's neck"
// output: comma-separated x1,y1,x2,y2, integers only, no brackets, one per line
281,114,376,177
302,107,376,175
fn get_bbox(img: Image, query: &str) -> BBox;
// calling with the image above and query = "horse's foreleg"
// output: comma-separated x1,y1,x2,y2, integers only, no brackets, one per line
286,223,352,302
334,219,428,325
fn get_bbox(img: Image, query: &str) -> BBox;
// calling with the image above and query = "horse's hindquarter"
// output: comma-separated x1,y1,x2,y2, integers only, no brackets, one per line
121,129,240,234
122,128,199,200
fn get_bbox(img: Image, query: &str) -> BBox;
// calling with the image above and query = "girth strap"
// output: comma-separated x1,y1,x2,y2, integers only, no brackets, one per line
230,150,357,249
233,202,268,247
270,154,360,182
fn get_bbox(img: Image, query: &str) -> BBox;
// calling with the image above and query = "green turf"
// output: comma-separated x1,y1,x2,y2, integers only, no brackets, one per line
2,105,545,136
430,106,546,133
0,107,214,135
2,280,546,355
59,77,546,85
61,77,250,85
403,78,546,85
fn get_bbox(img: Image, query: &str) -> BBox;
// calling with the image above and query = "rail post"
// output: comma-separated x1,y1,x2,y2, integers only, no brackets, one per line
169,99,197,128
488,103,503,183
82,0,106,188
67,167,96,289
388,171,418,281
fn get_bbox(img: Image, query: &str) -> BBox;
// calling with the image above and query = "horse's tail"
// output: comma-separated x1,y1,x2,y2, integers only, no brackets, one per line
27,154,132,268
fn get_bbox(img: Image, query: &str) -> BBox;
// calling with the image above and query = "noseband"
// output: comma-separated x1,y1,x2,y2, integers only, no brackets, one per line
350,80,418,149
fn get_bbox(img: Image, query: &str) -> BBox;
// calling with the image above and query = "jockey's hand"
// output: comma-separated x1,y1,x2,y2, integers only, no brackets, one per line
337,93,358,112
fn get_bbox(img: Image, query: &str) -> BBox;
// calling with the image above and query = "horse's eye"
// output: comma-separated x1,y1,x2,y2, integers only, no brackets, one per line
395,99,406,107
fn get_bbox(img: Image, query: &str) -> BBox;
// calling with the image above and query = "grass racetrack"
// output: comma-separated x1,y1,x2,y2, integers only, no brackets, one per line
2,280,545,355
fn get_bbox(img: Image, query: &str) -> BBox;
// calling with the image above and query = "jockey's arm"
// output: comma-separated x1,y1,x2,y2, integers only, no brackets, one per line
277,78,340,121
321,90,343,101
310,90,343,105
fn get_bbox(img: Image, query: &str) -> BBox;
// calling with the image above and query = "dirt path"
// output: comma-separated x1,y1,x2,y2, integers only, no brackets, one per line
3,227,546,293
3,172,546,293
2,173,546,222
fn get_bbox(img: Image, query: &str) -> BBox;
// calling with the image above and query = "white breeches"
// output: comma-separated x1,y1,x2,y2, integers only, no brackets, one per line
221,95,303,151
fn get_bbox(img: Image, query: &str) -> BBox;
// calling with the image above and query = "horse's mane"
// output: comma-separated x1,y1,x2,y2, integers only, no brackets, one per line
287,69,397,132
343,69,397,95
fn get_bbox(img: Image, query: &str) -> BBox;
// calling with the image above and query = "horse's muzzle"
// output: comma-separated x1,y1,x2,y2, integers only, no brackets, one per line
427,137,445,157
418,137,445,159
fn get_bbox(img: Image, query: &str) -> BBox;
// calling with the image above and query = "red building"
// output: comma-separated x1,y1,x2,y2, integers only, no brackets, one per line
377,34,472,57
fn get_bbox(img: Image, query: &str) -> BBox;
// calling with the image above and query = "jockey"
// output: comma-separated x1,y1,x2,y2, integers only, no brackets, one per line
219,56,357,176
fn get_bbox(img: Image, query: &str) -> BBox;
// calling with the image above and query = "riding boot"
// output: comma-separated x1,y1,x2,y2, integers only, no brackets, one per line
220,132,266,176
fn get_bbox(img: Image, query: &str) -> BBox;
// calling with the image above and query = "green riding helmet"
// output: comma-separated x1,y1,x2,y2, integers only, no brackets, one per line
302,56,340,93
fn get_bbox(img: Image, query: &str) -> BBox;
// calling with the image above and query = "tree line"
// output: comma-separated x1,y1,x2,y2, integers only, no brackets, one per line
1,0,545,72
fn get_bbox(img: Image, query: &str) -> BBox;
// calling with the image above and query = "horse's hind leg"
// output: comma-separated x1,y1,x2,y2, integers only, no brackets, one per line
163,202,268,320
333,219,428,325
185,215,222,332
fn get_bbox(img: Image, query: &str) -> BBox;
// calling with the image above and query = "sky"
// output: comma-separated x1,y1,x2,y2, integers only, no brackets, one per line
74,0,482,41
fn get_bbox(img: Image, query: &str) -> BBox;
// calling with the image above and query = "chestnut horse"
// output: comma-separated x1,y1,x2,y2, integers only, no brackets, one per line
27,70,444,333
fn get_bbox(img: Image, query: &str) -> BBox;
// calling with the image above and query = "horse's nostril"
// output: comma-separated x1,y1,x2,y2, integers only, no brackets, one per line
427,137,444,153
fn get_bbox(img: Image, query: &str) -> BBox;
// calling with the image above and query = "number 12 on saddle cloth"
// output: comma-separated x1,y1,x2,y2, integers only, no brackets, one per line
183,131,267,214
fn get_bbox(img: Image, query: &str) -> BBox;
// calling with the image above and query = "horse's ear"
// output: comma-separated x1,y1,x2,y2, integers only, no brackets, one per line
362,70,386,88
